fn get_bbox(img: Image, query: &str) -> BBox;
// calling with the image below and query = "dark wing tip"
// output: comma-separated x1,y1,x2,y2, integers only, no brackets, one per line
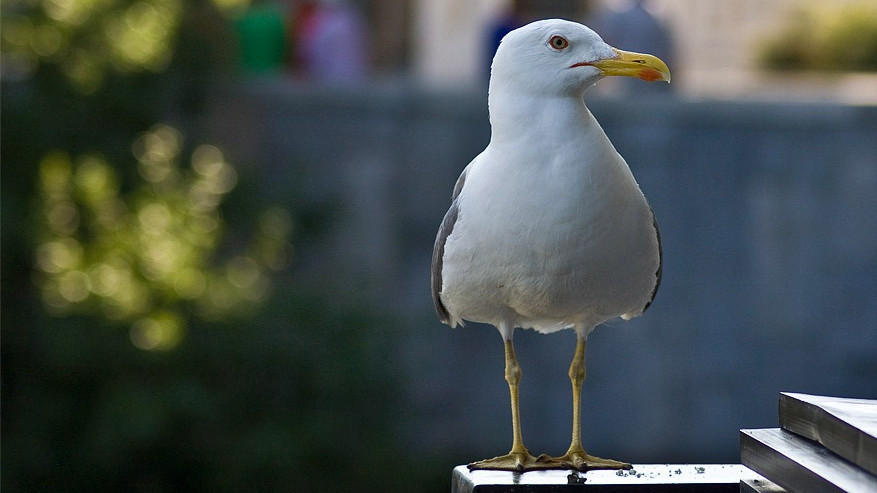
431,168,468,324
431,202,458,324
642,209,662,313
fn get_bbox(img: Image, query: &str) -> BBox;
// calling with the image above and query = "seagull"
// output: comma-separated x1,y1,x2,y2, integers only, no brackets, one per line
430,19,669,472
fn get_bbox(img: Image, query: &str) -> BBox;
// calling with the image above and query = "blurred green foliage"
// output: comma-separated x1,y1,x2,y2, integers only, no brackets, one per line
1,0,249,92
759,1,877,72
2,0,183,92
1,0,446,491
33,125,292,350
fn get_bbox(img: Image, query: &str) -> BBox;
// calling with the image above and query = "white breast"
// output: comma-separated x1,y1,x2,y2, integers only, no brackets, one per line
439,111,660,335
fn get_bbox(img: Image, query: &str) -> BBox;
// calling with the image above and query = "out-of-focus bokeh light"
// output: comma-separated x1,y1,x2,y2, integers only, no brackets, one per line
129,310,182,351
0,0,244,91
34,125,293,350
36,238,82,273
106,0,178,72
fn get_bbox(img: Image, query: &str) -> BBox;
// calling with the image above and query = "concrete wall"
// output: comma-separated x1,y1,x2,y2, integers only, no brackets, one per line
207,80,877,464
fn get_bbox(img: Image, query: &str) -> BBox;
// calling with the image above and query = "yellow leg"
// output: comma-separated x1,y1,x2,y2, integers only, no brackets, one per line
468,337,561,471
549,334,631,471
505,337,527,456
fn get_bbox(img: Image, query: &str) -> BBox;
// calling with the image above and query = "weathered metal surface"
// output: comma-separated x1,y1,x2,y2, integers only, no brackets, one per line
741,428,877,493
740,478,786,493
452,463,759,492
779,392,877,476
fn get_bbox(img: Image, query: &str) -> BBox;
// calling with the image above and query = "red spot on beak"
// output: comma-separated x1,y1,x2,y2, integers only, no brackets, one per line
638,68,664,82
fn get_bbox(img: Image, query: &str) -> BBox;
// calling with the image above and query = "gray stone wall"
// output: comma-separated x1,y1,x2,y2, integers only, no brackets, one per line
207,81,877,464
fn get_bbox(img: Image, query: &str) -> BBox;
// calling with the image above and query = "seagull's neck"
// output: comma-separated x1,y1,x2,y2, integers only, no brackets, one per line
487,87,603,149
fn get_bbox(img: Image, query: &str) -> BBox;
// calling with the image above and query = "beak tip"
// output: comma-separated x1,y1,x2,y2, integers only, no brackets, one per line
597,48,671,83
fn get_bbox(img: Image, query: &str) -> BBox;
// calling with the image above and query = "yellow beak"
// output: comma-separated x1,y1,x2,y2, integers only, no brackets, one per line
586,47,671,83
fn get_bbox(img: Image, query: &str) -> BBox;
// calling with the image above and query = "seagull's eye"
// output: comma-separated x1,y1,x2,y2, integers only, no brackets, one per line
548,35,569,50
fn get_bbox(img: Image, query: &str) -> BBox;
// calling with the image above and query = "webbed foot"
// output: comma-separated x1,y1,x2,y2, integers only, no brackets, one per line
468,451,566,471
546,448,631,472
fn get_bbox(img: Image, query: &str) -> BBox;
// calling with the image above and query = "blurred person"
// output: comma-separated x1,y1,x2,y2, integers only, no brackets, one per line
484,1,529,78
590,0,674,95
235,0,288,75
291,0,368,83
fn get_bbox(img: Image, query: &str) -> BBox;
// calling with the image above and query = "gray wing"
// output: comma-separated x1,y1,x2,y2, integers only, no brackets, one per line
642,207,662,313
430,166,469,324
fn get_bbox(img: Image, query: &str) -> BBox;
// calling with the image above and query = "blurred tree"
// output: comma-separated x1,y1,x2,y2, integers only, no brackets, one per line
1,0,183,93
0,0,247,92
33,125,292,350
1,0,440,491
759,1,877,72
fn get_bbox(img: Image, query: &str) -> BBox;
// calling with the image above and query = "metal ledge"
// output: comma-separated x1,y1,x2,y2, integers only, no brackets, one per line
452,464,761,492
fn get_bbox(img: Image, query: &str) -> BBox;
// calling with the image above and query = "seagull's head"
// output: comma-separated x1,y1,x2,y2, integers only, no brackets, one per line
491,19,671,96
